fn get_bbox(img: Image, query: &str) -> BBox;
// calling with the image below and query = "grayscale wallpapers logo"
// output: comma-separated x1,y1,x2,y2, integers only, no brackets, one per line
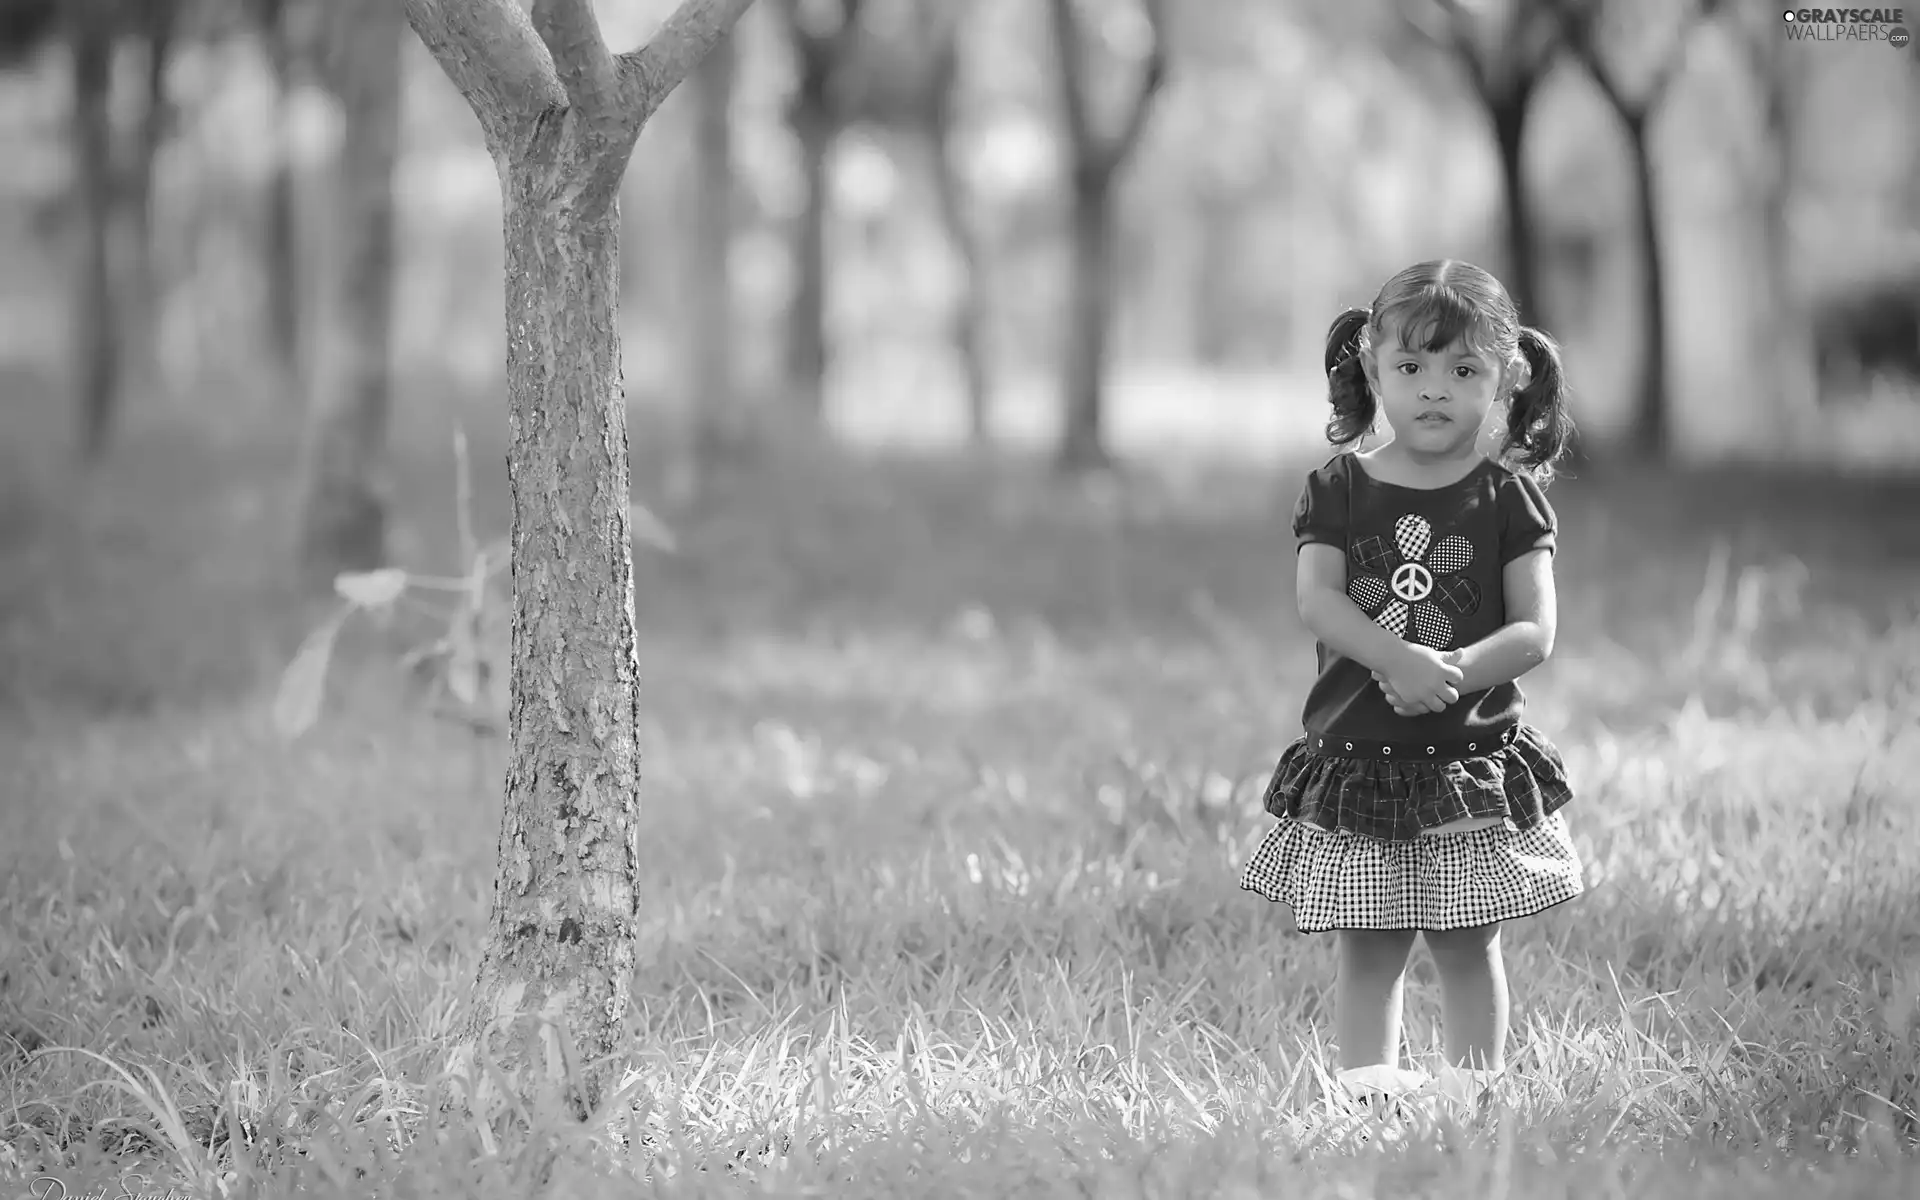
1782,8,1911,47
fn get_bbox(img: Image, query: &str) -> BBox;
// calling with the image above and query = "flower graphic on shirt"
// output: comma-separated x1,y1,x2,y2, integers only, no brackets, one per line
1348,514,1482,650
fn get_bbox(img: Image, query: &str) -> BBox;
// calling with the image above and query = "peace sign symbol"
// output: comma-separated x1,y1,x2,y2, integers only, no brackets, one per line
1390,561,1433,603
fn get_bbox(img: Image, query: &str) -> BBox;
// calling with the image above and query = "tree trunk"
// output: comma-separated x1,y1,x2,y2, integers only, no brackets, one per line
787,90,832,421
264,1,305,394
297,0,403,577
1190,179,1239,365
1488,96,1541,328
1753,24,1814,424
1057,175,1115,473
70,10,117,462
400,0,756,1129
1623,115,1667,459
688,28,736,472
451,151,645,1126
1042,0,1163,475
123,0,174,383
927,111,989,446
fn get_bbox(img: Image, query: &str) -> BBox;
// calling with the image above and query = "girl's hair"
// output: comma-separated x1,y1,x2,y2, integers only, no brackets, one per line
1322,259,1576,481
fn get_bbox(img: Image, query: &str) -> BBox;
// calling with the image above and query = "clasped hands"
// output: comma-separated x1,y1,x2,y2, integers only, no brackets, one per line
1372,645,1465,717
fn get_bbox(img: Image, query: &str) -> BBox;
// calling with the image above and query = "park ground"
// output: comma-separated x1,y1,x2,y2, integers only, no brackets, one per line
2,368,1920,1197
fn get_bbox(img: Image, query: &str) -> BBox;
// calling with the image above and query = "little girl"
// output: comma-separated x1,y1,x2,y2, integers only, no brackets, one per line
1240,259,1585,1099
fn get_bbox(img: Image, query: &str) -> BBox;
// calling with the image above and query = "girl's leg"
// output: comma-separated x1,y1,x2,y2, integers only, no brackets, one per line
1335,928,1418,1068
1422,923,1508,1070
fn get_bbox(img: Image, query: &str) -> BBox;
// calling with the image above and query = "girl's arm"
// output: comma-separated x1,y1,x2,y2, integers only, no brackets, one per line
1297,543,1424,678
1445,546,1557,691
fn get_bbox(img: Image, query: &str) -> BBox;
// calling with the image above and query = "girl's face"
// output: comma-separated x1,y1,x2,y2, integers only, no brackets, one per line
1364,319,1508,462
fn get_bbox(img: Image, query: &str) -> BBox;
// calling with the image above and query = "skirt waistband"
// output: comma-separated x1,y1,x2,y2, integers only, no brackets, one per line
1305,726,1517,763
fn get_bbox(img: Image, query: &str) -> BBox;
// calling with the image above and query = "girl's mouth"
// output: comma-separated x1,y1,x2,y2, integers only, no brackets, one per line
1417,413,1451,424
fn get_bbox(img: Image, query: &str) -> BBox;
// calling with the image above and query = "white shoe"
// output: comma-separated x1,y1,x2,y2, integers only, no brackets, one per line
1334,1064,1434,1100
1431,1063,1502,1113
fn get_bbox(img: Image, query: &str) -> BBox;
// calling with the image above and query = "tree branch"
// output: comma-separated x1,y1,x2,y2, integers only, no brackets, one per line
1541,0,1634,118
615,0,761,128
1046,0,1095,151
531,0,619,116
404,0,565,150
1511,2,1564,83
1399,1,1491,107
1103,0,1168,175
1435,0,1493,94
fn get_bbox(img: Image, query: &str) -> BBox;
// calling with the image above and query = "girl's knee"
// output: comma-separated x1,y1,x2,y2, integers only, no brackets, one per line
1424,923,1502,969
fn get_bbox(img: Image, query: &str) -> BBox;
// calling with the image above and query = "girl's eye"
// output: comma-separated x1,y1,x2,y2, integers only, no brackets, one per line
1396,363,1419,375
1454,365,1476,378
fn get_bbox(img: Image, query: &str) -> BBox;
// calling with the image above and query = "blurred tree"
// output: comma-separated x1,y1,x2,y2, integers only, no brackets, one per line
1395,0,1563,327
835,0,989,443
684,28,739,492
777,0,864,421
68,0,118,461
1721,1,1816,420
0,0,57,64
126,0,177,379
29,0,180,461
890,0,990,445
917,3,991,447
401,0,752,1123
249,0,319,393
296,0,404,579
1544,0,1724,459
1046,0,1167,474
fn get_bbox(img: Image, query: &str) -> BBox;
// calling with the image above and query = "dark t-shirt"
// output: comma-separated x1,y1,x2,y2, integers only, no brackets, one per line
1292,453,1557,744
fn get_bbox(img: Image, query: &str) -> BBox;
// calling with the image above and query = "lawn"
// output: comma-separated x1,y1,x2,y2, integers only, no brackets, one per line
2,373,1919,1198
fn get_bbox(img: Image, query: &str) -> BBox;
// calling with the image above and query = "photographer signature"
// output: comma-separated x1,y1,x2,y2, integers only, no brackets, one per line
28,1176,188,1200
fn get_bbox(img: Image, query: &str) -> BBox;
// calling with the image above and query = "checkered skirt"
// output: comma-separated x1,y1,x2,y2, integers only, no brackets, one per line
1239,724,1584,932
1239,810,1584,932
1263,723,1574,842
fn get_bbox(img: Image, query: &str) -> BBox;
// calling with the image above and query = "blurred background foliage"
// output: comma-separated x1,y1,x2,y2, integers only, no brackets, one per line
0,0,1914,590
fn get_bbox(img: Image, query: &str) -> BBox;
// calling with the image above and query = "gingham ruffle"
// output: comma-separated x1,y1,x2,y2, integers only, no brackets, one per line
1263,723,1572,842
1239,810,1585,933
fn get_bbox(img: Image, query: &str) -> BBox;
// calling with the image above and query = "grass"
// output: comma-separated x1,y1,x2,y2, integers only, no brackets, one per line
3,373,1920,1197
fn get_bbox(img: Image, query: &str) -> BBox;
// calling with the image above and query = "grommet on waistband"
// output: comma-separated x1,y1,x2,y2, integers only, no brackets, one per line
1426,745,1436,754
1382,746,1391,755
1345,741,1353,750
1468,742,1477,750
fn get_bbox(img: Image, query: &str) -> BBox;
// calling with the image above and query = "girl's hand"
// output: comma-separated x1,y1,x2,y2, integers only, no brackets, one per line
1377,646,1464,715
1372,672,1425,717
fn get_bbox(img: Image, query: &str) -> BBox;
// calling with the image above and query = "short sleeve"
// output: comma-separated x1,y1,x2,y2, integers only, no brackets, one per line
1498,470,1557,564
1292,458,1350,550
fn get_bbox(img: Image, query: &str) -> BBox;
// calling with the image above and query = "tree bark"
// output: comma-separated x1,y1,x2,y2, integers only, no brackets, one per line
1058,176,1115,472
1623,115,1667,459
70,7,118,462
454,148,644,1126
298,0,404,578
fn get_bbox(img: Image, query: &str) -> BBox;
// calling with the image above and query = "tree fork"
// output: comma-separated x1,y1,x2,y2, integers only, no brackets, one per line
402,0,756,1123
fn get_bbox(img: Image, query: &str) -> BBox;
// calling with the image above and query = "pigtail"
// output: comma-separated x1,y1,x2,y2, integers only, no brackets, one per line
1322,306,1374,448
1507,326,1576,482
